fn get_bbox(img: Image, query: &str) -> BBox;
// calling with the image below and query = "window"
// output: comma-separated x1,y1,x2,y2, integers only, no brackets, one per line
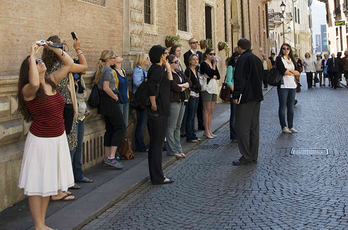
144,0,151,24
178,0,187,31
294,7,297,23
297,9,300,24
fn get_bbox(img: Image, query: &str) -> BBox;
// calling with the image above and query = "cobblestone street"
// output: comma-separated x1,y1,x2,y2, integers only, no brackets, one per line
82,81,348,230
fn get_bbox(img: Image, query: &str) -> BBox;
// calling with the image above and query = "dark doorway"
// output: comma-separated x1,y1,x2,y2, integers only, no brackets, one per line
205,5,212,39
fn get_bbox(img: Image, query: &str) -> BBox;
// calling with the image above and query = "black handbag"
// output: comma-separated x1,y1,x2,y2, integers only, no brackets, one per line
268,67,282,86
219,75,231,101
88,84,100,108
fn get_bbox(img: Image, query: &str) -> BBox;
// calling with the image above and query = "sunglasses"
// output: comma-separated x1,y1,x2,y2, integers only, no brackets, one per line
171,60,179,64
282,47,290,51
35,58,42,65
190,41,198,44
209,53,216,56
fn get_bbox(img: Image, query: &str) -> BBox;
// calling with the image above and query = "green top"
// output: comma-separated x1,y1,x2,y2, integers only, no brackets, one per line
226,66,234,86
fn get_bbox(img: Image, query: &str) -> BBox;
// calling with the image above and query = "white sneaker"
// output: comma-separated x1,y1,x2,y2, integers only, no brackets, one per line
282,127,292,134
289,128,298,133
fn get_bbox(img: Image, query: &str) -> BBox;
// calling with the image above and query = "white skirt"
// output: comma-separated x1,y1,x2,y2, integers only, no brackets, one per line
18,132,74,197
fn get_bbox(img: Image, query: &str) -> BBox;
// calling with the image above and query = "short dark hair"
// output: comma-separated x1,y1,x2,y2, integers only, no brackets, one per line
237,38,251,51
149,45,166,64
271,53,275,56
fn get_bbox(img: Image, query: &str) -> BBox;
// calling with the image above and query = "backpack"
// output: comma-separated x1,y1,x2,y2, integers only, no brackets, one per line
130,66,164,110
268,66,282,86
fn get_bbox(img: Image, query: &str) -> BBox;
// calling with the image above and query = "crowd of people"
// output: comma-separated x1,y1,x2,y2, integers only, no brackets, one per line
18,33,345,229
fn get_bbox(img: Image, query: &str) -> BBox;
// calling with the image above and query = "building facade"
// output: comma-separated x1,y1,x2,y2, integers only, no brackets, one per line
0,0,272,211
268,0,313,58
319,0,348,54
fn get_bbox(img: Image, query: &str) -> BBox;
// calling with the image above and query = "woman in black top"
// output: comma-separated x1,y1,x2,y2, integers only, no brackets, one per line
185,54,201,142
147,45,175,185
200,48,220,139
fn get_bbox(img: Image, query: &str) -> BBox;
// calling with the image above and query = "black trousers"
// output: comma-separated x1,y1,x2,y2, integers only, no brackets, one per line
263,70,269,88
306,72,313,89
235,101,261,162
103,106,125,148
197,93,204,128
147,112,168,184
330,72,338,89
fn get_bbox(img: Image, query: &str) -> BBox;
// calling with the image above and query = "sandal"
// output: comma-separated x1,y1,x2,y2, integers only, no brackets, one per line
69,183,81,189
63,191,72,195
180,153,186,158
50,194,75,202
174,153,185,158
77,177,93,183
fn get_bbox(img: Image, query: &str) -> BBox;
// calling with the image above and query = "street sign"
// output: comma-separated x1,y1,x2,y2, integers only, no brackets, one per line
335,21,345,26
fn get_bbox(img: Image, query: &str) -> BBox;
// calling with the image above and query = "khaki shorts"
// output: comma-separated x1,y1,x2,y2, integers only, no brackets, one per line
201,91,217,102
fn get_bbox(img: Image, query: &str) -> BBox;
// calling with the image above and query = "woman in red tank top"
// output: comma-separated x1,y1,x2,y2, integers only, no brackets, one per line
17,41,74,230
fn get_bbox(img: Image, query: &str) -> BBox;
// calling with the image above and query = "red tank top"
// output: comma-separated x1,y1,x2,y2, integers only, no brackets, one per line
25,92,65,137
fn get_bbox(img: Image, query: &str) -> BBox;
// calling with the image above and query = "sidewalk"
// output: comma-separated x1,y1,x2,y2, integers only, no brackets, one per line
0,90,272,230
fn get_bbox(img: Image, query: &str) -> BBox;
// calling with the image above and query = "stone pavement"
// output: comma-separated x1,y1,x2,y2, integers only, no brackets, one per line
81,76,348,230
0,96,234,230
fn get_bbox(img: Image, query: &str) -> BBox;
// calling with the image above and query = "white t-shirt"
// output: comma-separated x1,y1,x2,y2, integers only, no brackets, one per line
280,57,297,89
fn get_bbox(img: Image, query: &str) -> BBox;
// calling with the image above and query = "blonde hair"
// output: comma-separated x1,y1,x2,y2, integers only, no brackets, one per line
94,50,115,84
133,52,148,69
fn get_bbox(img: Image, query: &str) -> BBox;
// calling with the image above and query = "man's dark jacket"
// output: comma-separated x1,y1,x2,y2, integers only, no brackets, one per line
184,50,202,68
232,50,263,104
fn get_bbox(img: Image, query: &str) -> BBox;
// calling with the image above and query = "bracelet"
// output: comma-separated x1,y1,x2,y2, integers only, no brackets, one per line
77,52,84,56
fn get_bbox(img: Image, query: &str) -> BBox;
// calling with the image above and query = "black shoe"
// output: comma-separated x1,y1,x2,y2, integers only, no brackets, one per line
232,157,253,166
294,99,298,105
152,177,174,185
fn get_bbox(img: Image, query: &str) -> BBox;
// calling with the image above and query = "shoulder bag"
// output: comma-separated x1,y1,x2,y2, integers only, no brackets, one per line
219,75,231,101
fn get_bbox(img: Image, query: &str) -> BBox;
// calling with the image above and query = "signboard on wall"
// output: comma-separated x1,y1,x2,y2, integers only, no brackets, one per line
335,21,345,26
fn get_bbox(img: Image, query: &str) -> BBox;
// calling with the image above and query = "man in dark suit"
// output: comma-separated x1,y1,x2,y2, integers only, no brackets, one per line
184,38,204,130
232,38,263,166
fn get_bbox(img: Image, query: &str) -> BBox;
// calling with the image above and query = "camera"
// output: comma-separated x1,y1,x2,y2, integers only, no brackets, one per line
36,40,47,46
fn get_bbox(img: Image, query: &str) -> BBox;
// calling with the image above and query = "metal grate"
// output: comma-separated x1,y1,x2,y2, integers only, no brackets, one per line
290,148,328,156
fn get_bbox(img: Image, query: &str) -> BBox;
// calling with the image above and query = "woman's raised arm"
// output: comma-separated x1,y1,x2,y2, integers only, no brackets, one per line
48,44,74,84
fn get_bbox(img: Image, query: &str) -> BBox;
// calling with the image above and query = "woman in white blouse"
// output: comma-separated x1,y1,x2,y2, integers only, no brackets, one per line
275,43,301,134
303,52,316,89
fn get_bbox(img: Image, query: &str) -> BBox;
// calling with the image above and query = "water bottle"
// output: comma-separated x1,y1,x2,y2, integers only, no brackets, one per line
216,57,221,61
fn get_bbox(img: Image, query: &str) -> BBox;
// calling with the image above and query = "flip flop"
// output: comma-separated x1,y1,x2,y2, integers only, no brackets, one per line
69,183,81,189
180,153,186,158
50,194,75,202
77,177,93,183
174,153,185,158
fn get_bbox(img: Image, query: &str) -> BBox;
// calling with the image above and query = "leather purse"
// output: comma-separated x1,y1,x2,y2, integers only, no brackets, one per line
219,76,231,101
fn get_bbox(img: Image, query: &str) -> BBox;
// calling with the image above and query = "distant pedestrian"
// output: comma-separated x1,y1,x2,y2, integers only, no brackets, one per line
261,53,272,90
276,43,300,134
322,53,329,86
342,51,348,86
303,52,316,88
269,52,276,67
337,52,343,87
232,38,263,166
147,45,174,184
226,51,240,142
315,54,323,86
327,53,340,89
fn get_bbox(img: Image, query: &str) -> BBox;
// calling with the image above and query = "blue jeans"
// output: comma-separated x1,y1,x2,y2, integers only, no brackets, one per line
185,96,199,141
135,109,148,152
70,120,85,181
230,98,237,140
166,102,185,155
118,102,129,127
277,88,296,129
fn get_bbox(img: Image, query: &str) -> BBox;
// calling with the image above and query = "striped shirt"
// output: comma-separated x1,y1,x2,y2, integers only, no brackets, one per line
25,92,65,137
